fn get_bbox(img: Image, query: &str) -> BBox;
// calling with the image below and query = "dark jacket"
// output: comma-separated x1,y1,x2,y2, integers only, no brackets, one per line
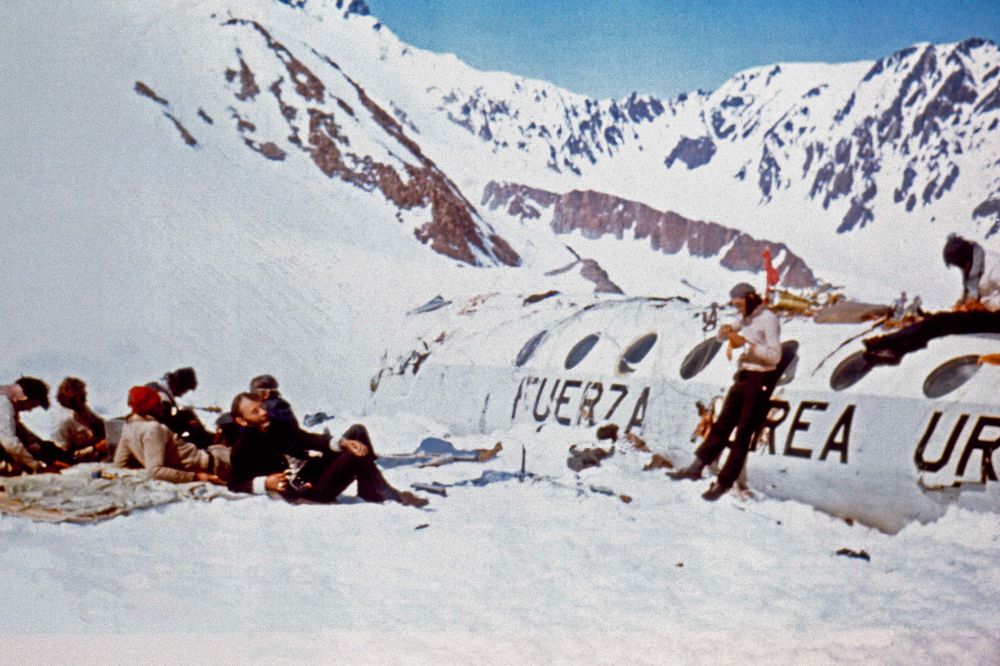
228,421,330,494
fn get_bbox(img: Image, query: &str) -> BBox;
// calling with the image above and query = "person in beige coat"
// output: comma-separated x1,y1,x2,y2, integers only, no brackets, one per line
114,385,224,485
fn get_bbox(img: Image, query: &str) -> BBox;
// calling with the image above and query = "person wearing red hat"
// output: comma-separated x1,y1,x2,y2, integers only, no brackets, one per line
113,385,224,484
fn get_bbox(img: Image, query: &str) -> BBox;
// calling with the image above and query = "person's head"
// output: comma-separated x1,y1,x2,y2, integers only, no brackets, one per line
166,367,198,397
57,376,88,411
14,376,50,411
729,282,762,317
249,374,279,391
943,234,975,272
231,391,270,430
128,385,164,418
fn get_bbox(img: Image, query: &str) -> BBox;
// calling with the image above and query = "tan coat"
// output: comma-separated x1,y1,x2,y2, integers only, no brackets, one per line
113,414,211,483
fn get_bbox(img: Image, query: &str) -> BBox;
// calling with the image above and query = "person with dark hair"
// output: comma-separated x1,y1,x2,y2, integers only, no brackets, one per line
8,377,75,469
249,374,298,428
113,386,224,484
228,392,427,507
146,366,213,447
52,376,108,461
0,378,50,474
668,283,782,501
863,235,1000,366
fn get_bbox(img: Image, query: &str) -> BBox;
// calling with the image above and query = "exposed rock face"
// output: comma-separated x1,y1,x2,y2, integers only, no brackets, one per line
484,182,816,288
138,17,518,268
664,136,716,170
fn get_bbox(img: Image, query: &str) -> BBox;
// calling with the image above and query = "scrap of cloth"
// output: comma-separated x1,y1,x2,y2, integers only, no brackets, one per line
0,463,245,523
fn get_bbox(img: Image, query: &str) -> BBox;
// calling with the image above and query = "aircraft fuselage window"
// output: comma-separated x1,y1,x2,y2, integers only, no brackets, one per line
829,350,872,391
516,330,547,367
679,337,723,380
565,333,600,370
623,333,658,365
923,355,982,399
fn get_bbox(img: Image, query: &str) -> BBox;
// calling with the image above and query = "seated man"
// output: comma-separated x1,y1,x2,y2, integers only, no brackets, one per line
864,235,1000,366
146,366,213,447
668,283,782,501
249,374,299,428
228,392,426,507
0,377,51,475
52,376,108,462
114,386,224,485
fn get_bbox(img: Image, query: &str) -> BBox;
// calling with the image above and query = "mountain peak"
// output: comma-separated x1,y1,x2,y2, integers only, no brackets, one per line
274,0,370,18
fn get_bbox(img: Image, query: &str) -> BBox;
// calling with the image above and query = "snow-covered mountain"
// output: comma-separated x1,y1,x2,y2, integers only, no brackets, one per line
3,0,999,413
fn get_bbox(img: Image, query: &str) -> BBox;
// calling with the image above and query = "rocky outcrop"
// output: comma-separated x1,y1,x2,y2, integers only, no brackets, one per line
140,17,518,267
484,182,816,288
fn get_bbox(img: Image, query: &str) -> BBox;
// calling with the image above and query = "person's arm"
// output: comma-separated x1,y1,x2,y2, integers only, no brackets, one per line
141,426,196,484
228,433,281,494
0,400,43,472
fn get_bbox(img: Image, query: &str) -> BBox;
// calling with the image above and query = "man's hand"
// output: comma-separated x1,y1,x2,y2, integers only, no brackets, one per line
194,471,225,485
264,472,289,493
340,438,369,457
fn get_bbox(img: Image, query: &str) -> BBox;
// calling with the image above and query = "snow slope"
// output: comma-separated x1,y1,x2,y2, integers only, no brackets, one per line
1,1,999,661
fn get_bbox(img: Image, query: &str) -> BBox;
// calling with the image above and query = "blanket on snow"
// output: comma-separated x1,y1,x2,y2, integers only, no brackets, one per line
0,463,246,524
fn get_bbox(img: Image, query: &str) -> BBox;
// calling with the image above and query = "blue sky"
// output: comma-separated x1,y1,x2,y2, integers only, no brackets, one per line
366,0,1000,99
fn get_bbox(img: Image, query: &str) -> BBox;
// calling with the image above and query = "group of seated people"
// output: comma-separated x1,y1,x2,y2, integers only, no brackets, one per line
0,368,427,508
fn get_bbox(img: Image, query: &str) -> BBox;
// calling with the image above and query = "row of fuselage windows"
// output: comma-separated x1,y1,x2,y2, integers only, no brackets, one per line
515,331,982,399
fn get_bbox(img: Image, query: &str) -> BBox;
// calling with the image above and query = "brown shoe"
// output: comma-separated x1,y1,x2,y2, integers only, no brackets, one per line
701,482,730,501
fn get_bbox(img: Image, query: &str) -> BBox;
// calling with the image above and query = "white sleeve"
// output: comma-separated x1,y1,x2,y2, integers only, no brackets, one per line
251,476,269,495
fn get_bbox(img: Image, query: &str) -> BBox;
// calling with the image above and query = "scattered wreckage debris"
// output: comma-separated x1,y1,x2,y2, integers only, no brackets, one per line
835,548,871,561
643,453,674,472
596,423,619,442
567,444,614,472
379,438,502,470
523,290,560,305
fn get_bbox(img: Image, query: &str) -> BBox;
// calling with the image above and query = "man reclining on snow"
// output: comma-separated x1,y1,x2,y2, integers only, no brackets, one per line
227,392,426,507
114,386,225,485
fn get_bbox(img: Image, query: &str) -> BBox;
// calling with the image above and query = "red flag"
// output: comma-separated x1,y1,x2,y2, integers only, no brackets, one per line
763,247,779,291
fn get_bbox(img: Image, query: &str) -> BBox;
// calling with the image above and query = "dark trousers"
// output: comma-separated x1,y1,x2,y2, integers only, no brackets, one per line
865,311,1000,358
300,424,395,503
695,370,774,488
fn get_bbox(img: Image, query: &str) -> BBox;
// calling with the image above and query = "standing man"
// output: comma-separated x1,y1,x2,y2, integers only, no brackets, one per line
669,283,781,501
228,392,426,507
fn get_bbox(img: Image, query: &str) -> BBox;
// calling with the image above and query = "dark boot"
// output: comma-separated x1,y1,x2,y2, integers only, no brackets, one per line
701,481,730,501
667,459,704,481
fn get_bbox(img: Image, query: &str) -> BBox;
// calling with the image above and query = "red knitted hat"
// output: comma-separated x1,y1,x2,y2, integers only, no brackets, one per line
128,386,162,416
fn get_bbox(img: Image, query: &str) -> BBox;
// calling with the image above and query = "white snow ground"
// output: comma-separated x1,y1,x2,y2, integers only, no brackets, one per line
1,1,999,662
1,419,998,663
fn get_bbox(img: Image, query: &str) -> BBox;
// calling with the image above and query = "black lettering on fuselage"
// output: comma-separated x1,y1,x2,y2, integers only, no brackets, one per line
626,387,650,433
760,399,791,454
956,416,1000,482
554,380,583,426
605,384,628,420
578,381,603,426
914,412,968,472
783,401,828,459
819,404,853,464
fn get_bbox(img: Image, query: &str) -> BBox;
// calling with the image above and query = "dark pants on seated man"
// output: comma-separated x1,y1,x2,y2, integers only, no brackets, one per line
864,311,1000,365
694,370,775,489
294,424,395,503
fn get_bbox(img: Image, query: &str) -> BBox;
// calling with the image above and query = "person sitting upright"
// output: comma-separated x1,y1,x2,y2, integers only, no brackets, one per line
114,386,224,485
52,376,108,462
249,374,299,428
228,391,426,507
0,377,50,475
146,366,213,447
668,283,782,501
